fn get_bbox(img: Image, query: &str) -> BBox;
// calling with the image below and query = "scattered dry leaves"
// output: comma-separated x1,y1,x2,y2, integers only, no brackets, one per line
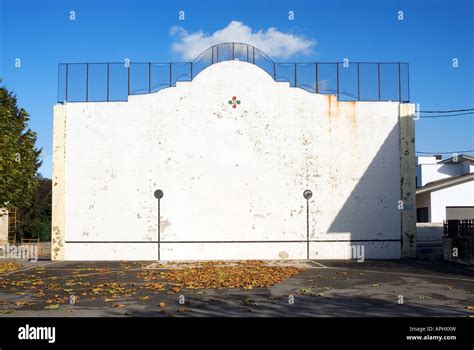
160,260,303,289
0,261,22,273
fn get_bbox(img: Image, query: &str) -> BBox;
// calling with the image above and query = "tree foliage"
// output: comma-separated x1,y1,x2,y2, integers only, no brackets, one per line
0,86,42,209
18,176,52,241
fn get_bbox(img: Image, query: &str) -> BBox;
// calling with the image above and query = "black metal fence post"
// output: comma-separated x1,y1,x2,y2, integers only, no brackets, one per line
65,64,69,101
273,63,276,80
357,62,360,101
127,64,130,96
106,63,110,102
398,63,402,102
407,64,410,102
294,63,297,87
85,63,89,102
148,62,151,93
57,65,60,102
315,63,318,94
190,62,193,80
169,63,172,87
378,63,381,101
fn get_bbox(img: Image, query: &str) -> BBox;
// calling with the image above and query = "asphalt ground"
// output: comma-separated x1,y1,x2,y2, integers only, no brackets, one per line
0,259,472,317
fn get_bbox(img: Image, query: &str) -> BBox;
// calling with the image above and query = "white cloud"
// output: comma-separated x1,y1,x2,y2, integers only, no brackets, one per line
170,21,316,61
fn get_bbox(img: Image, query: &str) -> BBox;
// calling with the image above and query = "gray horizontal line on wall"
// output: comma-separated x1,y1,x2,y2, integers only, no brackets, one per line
65,239,401,244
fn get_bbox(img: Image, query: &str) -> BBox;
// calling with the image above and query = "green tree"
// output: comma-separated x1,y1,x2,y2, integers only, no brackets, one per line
0,85,42,209
18,176,52,241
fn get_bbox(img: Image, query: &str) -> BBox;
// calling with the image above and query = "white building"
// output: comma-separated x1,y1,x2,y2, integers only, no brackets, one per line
416,155,474,223
52,43,416,261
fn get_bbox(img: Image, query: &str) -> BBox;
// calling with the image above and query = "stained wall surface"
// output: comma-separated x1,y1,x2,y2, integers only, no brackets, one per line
53,60,414,260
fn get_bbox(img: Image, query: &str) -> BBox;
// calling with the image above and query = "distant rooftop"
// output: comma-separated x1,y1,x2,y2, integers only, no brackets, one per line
416,154,474,165
417,173,474,194
439,154,474,164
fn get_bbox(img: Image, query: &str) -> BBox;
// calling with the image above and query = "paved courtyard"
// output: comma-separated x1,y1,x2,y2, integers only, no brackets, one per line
0,259,472,317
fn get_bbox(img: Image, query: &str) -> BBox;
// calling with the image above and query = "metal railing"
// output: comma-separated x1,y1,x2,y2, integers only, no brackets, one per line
57,42,410,103
444,219,474,238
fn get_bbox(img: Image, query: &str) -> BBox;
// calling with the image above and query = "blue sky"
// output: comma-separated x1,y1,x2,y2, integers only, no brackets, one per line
1,0,473,178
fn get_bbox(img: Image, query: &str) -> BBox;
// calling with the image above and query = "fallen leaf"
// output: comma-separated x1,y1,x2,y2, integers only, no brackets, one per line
44,304,60,310
243,297,256,306
159,302,166,308
170,286,181,293
0,309,15,314
15,301,35,306
113,304,126,308
145,283,165,290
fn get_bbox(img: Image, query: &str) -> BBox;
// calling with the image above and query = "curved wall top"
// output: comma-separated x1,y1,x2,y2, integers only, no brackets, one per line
57,42,410,103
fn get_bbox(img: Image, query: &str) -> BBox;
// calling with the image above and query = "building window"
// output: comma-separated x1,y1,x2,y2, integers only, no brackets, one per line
417,207,429,222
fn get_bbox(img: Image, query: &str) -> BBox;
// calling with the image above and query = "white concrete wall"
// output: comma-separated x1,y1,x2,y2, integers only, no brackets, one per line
416,223,443,242
55,60,407,260
416,164,465,187
430,180,474,222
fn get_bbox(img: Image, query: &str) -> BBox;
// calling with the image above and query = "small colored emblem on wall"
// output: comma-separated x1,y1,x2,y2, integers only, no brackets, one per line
228,96,241,109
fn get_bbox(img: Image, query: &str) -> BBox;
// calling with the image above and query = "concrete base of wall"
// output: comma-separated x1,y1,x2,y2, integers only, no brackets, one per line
443,237,474,265
63,241,401,261
416,223,444,242
416,223,443,260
